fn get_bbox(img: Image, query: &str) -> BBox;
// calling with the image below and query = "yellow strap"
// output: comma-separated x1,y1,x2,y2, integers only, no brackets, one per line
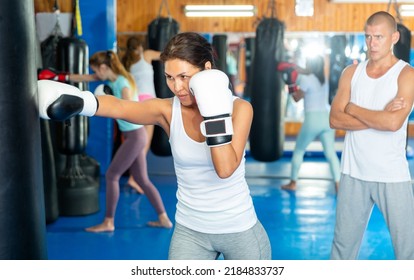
75,0,83,36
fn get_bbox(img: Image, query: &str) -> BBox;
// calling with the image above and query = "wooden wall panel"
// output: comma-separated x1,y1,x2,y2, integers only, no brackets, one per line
34,0,73,13
34,0,414,33
34,0,414,44
115,0,404,33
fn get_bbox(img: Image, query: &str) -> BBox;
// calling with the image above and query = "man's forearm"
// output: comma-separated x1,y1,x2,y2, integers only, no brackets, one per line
345,102,401,131
330,106,369,131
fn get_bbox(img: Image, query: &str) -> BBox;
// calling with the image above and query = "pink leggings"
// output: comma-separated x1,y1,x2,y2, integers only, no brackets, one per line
105,127,166,218
139,93,155,102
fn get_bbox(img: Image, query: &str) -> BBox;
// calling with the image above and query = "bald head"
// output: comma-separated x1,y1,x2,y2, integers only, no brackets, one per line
365,11,397,33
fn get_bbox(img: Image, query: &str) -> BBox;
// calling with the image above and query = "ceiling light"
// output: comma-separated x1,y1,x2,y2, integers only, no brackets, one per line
184,5,256,17
400,4,414,17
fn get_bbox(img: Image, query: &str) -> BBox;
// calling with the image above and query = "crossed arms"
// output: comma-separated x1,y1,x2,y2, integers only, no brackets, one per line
329,64,414,132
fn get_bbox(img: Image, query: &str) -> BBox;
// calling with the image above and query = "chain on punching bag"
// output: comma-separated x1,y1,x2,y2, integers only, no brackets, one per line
249,2,285,162
148,0,179,156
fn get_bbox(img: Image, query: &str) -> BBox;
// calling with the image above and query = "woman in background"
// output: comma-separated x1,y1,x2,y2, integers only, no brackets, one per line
70,50,172,231
122,36,161,194
282,55,340,192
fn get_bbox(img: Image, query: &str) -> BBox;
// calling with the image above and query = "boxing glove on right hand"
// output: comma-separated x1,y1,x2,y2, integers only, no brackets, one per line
189,69,234,147
38,80,98,121
277,62,299,93
38,68,69,82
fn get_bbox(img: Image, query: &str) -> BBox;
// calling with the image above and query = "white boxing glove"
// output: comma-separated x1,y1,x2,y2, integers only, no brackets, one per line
94,84,114,96
38,80,98,121
189,69,234,147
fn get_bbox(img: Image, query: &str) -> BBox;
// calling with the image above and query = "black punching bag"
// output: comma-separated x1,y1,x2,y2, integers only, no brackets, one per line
41,119,59,224
243,37,255,99
36,29,59,224
249,18,285,162
55,38,100,216
329,35,347,104
0,1,47,259
148,17,179,156
394,23,411,63
212,34,228,72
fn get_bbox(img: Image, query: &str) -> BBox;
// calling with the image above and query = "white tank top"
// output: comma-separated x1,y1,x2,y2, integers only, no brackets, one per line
169,96,257,234
298,73,330,112
130,57,156,97
342,59,411,182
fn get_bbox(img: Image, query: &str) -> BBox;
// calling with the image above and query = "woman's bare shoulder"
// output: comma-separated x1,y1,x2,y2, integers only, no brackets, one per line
233,97,253,116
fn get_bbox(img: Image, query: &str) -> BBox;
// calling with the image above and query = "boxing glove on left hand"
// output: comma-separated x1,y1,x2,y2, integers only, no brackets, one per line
38,68,69,82
277,62,299,93
38,80,98,121
189,69,234,147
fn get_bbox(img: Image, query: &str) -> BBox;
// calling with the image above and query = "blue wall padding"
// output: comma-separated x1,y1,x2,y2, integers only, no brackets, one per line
78,0,116,174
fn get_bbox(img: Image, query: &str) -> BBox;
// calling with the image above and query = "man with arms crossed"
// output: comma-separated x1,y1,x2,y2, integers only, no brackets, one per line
329,11,414,259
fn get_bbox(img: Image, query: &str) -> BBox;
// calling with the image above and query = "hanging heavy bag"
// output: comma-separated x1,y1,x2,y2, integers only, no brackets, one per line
41,33,63,70
37,34,60,224
212,34,228,72
394,23,411,63
0,0,47,259
53,1,99,216
243,37,255,99
55,37,99,216
328,35,347,105
249,17,285,162
147,0,179,156
39,0,64,70
388,0,411,63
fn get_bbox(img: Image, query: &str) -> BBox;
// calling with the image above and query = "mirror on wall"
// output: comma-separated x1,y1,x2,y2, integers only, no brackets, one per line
223,32,368,122
119,31,414,124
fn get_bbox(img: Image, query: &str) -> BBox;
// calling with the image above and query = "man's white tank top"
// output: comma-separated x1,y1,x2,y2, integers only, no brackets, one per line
169,96,257,234
342,59,411,182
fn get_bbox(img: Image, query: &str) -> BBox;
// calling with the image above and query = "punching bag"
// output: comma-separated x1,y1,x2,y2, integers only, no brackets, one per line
249,18,285,162
0,1,47,259
148,14,179,156
36,28,59,224
41,31,63,70
55,37,100,216
212,34,228,72
329,35,347,104
394,23,412,152
394,23,411,63
243,37,255,99
41,119,59,224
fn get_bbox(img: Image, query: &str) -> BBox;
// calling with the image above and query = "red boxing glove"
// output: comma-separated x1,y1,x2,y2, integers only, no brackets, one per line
277,62,299,93
38,68,69,82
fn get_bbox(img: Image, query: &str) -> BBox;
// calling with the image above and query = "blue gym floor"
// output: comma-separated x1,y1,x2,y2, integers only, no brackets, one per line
45,137,407,260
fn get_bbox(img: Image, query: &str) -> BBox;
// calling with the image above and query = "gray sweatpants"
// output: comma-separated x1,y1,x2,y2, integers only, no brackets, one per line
169,221,271,260
330,174,414,259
